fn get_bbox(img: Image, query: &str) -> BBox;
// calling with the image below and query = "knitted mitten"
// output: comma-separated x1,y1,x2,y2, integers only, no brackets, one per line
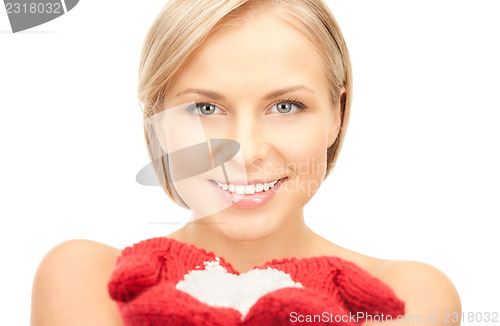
108,237,404,326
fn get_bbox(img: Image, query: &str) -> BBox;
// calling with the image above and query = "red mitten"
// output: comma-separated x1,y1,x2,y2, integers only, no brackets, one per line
108,238,405,326
243,287,351,326
334,259,405,317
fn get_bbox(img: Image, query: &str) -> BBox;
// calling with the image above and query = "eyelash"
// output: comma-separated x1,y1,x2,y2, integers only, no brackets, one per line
273,97,308,112
189,96,308,115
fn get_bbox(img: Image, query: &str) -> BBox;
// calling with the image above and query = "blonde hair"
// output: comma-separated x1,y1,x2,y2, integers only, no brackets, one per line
139,0,352,208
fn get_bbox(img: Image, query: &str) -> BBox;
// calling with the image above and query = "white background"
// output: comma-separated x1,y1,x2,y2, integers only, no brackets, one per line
1,1,499,324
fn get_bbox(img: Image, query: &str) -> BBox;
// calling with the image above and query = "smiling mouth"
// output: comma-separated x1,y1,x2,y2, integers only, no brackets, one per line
209,178,287,195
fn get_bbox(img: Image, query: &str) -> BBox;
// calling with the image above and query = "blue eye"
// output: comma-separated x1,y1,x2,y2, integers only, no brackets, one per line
186,99,307,115
275,102,295,114
188,102,224,115
270,100,307,114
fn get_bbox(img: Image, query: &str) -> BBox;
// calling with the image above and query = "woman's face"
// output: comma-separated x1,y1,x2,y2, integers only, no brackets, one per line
160,13,341,241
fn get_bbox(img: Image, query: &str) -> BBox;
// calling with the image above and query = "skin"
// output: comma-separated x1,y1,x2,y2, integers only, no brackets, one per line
31,11,461,326
161,12,341,272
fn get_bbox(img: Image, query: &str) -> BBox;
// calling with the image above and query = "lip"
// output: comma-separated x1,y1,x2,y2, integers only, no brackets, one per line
209,177,288,209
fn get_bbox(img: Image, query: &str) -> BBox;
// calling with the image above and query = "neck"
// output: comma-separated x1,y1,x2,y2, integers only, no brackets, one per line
174,209,316,273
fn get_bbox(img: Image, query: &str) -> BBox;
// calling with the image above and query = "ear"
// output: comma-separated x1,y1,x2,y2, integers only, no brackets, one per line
327,86,347,148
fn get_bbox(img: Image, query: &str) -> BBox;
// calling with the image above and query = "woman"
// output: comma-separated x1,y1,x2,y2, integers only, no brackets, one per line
31,0,461,325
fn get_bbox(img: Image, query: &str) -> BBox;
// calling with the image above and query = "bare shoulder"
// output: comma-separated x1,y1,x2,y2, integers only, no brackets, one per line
31,239,124,326
364,259,462,326
313,237,461,325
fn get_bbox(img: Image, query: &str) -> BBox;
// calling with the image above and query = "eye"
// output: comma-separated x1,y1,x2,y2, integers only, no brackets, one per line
269,99,307,114
188,102,224,115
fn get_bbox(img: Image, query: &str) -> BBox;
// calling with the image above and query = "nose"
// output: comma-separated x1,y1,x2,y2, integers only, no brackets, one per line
228,110,272,171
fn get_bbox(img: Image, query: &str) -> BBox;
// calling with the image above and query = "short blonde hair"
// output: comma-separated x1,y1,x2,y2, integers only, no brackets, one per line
139,0,352,208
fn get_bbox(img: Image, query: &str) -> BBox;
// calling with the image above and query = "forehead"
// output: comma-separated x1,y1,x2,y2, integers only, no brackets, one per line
166,13,329,101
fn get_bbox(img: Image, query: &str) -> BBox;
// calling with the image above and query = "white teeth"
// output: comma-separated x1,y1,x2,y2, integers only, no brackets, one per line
245,185,255,195
214,179,282,194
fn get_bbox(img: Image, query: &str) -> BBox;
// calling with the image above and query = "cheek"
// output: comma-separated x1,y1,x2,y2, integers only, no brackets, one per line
273,121,330,197
153,103,208,154
275,120,329,169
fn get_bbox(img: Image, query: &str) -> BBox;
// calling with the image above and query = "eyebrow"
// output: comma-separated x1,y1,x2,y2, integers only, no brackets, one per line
175,85,316,100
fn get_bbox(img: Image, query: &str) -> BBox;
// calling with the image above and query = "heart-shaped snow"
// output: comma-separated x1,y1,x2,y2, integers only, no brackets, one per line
175,257,303,319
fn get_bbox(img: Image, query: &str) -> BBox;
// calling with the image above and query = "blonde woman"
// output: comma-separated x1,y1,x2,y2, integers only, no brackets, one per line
31,0,461,325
